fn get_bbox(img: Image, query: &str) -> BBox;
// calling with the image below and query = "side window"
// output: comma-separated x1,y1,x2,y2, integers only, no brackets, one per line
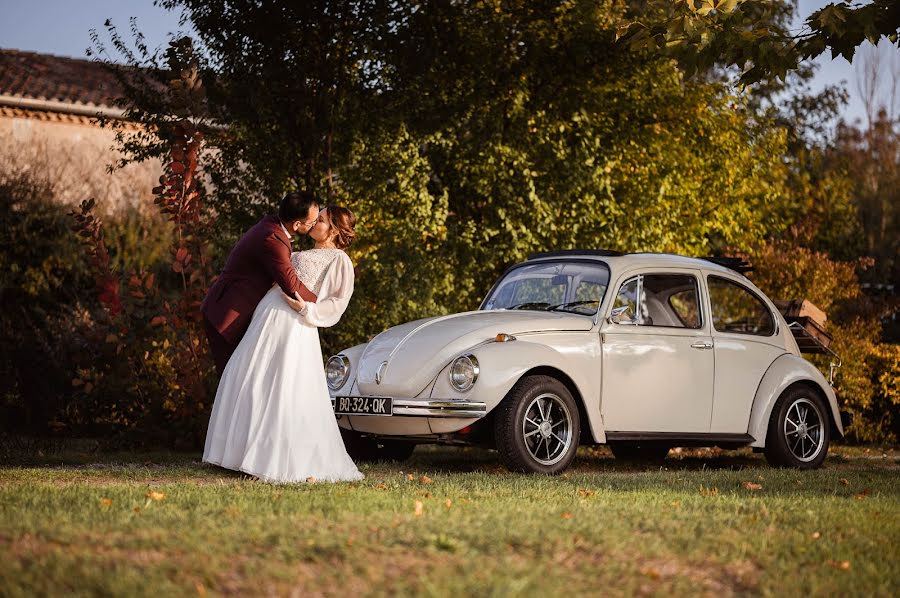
611,274,701,328
707,276,775,336
612,277,639,323
669,289,701,328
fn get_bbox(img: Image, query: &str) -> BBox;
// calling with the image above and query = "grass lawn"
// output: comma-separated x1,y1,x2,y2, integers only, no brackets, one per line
1,437,898,597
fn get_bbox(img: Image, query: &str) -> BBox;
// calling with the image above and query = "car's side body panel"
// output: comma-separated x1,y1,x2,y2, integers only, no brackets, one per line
599,266,715,433
747,353,843,447
709,335,786,433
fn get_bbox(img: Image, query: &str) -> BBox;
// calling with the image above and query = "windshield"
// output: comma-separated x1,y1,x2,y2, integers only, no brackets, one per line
481,261,610,316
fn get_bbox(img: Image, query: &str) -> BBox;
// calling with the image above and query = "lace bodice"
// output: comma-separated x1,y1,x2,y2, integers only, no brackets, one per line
290,248,345,295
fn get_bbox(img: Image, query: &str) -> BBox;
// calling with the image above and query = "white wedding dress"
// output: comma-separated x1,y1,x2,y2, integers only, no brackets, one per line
202,247,364,484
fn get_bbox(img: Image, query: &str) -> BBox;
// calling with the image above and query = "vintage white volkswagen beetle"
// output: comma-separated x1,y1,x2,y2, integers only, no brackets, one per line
327,250,848,474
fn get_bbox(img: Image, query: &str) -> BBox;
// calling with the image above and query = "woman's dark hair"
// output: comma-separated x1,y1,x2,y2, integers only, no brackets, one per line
325,205,357,250
278,191,318,223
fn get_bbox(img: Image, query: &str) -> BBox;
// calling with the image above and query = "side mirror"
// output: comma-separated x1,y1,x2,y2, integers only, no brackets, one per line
608,305,636,325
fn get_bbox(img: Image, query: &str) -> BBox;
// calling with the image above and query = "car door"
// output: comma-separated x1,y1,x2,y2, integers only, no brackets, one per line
600,270,714,433
705,274,786,433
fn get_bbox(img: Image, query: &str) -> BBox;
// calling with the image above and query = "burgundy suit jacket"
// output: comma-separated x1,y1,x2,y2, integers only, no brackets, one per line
201,214,317,344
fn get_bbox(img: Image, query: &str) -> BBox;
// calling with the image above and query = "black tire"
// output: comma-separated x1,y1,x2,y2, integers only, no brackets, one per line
339,428,416,462
494,375,580,474
609,442,670,464
764,385,831,469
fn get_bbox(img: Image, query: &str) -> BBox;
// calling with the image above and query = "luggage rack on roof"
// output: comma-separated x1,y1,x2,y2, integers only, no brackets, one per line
700,256,754,274
787,321,842,385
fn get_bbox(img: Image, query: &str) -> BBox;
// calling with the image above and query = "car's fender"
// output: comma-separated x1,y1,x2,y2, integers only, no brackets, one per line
431,335,605,443
327,342,368,397
747,353,843,447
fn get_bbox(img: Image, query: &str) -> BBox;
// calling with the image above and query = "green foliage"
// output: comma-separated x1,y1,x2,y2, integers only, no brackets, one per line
616,0,900,84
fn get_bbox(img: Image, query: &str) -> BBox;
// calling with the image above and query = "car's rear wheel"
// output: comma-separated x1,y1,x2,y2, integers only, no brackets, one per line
609,442,670,464
494,375,580,474
764,385,831,469
340,428,416,462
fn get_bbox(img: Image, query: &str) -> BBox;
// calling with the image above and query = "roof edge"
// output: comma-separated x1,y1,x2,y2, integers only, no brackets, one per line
0,93,126,119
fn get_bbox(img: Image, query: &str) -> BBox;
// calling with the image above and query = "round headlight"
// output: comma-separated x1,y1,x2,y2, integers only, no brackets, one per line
326,355,350,390
449,354,479,392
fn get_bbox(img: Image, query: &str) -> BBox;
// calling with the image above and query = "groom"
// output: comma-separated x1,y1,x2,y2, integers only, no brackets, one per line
201,191,320,375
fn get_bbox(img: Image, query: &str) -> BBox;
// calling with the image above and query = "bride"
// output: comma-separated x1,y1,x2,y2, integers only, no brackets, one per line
202,205,364,483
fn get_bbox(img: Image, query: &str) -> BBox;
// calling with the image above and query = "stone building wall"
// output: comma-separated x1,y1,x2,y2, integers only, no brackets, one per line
0,106,161,214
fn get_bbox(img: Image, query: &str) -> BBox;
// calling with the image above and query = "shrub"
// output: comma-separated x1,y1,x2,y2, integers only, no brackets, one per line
746,240,900,443
0,171,173,436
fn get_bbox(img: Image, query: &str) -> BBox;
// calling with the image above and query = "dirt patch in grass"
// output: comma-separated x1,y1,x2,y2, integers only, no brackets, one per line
4,532,170,566
634,556,760,597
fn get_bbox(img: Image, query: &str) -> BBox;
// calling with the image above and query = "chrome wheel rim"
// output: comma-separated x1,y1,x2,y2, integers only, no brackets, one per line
783,397,825,462
522,393,573,466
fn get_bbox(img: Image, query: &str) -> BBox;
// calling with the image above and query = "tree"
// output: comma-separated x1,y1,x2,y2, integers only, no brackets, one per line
616,0,900,84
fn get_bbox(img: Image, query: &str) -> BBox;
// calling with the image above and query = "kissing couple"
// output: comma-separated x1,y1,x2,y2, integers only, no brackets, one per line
200,191,364,484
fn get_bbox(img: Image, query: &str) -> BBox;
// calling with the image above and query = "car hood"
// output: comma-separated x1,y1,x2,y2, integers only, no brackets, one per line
356,310,593,396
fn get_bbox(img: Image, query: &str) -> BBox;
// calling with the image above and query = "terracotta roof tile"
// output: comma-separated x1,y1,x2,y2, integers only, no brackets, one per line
0,48,123,108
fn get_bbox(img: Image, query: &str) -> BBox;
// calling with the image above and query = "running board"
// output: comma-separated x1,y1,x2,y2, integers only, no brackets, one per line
605,432,755,446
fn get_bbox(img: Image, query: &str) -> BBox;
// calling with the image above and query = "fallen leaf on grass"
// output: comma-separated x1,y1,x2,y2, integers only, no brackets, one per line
641,567,661,580
445,499,452,509
146,491,165,501
670,501,681,507
420,475,433,484
406,473,415,481
414,500,424,516
838,478,850,486
99,497,113,507
854,488,871,500
827,560,851,570
742,482,763,491
561,512,573,519
374,483,388,490
195,582,206,596
577,488,595,497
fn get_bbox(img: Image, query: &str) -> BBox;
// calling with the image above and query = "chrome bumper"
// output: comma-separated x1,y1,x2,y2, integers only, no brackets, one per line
331,396,487,418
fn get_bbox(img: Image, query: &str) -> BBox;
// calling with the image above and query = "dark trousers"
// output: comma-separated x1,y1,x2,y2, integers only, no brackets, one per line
202,315,238,377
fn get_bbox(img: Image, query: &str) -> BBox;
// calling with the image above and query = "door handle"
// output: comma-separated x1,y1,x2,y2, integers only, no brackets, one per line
691,341,714,350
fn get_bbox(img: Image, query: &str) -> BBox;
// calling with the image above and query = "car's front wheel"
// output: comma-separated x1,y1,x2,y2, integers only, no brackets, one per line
494,375,580,474
764,385,831,469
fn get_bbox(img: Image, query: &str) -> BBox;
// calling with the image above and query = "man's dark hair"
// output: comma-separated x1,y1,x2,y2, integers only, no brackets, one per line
278,191,318,223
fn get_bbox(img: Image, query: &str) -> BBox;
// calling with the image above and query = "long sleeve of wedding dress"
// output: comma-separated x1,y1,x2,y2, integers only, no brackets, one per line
299,252,354,327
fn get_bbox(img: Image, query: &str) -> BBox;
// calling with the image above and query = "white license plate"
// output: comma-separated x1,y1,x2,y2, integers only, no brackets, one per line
334,396,393,416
